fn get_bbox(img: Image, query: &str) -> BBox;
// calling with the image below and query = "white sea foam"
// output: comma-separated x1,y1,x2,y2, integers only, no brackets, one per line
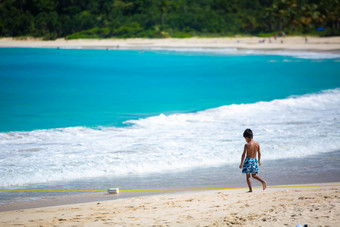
149,47,340,59
0,89,339,187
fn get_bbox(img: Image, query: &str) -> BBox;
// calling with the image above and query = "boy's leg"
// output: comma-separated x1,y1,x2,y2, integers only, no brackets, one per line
251,174,267,190
246,174,252,192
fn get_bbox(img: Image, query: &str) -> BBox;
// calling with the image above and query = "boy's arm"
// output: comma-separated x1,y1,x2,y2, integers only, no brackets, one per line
239,144,247,169
258,144,261,166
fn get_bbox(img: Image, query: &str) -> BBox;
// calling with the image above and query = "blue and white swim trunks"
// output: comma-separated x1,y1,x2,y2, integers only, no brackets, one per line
242,157,259,174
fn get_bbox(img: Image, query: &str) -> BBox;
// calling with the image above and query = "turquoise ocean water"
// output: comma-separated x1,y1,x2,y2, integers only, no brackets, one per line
0,47,340,205
1,48,339,132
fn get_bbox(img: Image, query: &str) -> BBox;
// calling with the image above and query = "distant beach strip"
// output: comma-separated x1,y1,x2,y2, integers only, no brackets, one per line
1,37,340,52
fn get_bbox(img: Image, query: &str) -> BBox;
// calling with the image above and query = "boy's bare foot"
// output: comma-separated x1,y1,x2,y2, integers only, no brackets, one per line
246,190,252,193
262,181,267,190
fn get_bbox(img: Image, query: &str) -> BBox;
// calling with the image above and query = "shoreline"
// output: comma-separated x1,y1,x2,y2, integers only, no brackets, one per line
0,182,339,212
0,182,339,226
1,36,340,52
1,150,340,212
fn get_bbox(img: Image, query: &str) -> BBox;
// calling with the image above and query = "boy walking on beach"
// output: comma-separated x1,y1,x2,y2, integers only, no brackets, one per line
239,129,267,192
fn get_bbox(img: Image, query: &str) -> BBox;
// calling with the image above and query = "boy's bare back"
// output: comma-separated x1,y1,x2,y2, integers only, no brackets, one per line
245,140,260,159
240,128,266,192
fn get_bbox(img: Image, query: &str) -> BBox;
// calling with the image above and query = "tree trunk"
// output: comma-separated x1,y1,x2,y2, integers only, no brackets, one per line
267,21,272,31
278,17,282,31
161,12,165,29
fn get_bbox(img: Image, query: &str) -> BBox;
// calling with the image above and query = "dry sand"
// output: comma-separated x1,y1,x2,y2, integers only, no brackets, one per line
0,184,339,227
0,36,340,51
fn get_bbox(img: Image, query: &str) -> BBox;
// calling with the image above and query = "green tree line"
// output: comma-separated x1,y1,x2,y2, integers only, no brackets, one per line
0,0,339,40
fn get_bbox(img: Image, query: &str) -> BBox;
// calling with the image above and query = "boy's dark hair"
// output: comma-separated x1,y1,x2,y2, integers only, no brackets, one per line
243,128,253,139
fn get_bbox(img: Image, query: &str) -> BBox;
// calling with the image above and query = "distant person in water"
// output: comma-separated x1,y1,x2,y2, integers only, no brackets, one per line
239,129,267,192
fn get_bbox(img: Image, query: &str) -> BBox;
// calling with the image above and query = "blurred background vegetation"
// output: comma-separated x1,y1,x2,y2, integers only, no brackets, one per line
0,0,339,40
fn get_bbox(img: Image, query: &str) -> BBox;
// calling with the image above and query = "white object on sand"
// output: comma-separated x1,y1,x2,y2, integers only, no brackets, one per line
107,188,119,194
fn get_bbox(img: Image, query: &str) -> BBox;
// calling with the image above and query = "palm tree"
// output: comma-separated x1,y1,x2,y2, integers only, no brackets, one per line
159,0,168,29
18,0,26,11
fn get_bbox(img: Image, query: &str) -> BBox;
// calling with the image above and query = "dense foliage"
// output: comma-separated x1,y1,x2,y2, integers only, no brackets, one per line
0,0,339,39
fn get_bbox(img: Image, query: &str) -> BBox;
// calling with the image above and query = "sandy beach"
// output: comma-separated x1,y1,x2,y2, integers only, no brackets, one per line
0,183,339,226
0,36,340,52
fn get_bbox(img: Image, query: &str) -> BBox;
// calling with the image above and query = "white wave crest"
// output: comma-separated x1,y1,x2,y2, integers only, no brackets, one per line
148,47,340,59
0,89,339,186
